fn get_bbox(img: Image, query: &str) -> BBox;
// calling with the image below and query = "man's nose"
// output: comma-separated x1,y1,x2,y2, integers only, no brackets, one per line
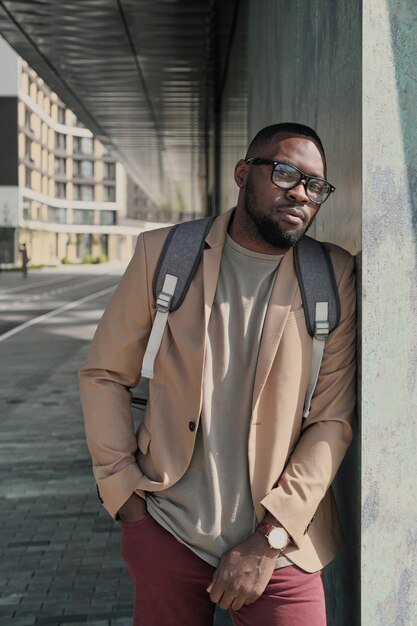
286,182,309,203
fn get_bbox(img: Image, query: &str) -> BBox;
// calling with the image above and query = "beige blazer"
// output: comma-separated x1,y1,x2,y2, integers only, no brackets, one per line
79,208,356,573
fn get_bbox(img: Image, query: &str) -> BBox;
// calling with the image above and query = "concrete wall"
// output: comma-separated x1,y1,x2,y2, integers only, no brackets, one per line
220,2,362,624
247,2,361,623
245,0,362,255
219,0,417,622
219,0,248,213
0,35,20,95
361,1,417,623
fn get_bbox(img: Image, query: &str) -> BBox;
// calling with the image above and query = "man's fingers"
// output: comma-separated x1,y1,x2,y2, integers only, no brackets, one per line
218,591,240,610
208,580,224,604
231,596,246,611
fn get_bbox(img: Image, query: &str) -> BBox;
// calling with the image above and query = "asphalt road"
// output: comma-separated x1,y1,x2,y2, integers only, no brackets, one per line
0,265,230,626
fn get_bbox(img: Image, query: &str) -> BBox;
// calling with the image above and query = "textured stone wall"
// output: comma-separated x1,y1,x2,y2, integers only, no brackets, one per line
362,1,417,623
246,0,362,255
219,1,417,622
243,2,362,623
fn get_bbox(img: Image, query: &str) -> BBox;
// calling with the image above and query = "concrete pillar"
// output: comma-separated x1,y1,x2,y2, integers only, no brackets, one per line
361,1,417,623
221,0,417,622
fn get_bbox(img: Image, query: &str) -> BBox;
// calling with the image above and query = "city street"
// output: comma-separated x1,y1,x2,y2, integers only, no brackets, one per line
0,264,134,626
0,265,230,626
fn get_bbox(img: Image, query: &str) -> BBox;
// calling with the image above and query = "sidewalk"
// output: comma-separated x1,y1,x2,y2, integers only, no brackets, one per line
0,269,231,626
0,343,134,626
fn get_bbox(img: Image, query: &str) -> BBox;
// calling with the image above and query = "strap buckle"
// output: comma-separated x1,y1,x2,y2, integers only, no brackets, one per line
313,302,329,340
156,291,173,313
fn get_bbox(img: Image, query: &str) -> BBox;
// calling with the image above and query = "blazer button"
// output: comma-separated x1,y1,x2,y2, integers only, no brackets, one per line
188,421,196,432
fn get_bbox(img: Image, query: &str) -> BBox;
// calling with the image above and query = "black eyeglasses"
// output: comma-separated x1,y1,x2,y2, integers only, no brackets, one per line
245,157,335,204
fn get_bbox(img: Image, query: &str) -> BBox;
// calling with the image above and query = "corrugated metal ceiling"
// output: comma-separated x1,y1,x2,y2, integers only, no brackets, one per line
0,0,241,214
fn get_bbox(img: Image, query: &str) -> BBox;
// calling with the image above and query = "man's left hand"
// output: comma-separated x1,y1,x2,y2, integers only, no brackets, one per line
207,531,279,610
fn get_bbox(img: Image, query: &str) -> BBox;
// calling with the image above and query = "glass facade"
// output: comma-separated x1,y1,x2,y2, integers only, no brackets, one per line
47,206,67,223
99,210,116,225
72,209,94,225
73,136,93,154
73,184,94,201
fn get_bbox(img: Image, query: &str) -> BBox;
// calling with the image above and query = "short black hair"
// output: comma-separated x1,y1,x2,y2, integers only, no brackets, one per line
246,122,326,169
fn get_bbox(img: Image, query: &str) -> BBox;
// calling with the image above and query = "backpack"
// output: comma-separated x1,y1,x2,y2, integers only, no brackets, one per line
135,216,339,419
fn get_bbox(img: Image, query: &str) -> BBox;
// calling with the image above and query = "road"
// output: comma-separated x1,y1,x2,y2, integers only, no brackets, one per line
0,265,230,626
0,267,122,401
0,265,134,626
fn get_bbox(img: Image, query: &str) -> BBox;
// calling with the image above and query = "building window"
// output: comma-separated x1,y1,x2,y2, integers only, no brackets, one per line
73,209,95,225
99,210,116,225
73,136,93,154
24,108,32,131
25,137,32,160
55,132,67,151
54,157,66,175
104,162,116,180
103,185,115,202
72,113,85,128
76,233,93,258
55,182,67,199
22,198,30,220
73,184,94,201
57,106,66,124
100,234,109,257
74,160,94,178
25,168,32,188
47,207,67,224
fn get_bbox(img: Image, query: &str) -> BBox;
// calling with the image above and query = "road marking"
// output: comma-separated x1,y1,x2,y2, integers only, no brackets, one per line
0,275,114,307
0,285,116,343
0,275,77,294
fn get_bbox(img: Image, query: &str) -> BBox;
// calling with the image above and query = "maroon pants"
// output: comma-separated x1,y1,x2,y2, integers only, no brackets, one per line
120,515,326,626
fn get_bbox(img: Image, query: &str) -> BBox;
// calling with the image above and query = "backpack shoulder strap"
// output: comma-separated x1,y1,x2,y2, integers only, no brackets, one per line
141,216,214,379
294,236,340,418
153,216,214,311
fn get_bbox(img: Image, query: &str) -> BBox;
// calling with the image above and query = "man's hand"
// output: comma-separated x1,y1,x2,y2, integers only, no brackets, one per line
207,531,279,610
118,493,148,523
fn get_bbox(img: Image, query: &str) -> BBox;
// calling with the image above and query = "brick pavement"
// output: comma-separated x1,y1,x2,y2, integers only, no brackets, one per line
0,344,134,626
0,270,231,626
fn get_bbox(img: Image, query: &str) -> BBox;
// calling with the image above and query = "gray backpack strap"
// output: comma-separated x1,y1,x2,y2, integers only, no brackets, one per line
141,216,214,379
294,236,340,418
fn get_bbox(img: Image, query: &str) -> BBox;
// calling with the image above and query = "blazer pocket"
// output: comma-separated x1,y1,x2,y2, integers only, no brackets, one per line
137,422,151,454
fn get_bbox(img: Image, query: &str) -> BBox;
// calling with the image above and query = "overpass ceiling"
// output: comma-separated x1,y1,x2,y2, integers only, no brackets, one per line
0,0,240,211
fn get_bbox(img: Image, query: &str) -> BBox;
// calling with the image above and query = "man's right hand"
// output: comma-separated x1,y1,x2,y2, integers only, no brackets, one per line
118,493,148,523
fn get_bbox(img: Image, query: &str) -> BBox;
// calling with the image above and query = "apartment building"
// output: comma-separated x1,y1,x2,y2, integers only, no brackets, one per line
0,37,161,266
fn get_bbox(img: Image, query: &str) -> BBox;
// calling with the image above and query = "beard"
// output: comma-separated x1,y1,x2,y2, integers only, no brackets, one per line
243,181,313,250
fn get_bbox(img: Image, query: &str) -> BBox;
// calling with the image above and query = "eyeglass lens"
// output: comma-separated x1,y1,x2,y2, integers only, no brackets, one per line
272,163,330,203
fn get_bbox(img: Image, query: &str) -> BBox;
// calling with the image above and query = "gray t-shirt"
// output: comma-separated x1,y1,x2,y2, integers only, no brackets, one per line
148,234,291,568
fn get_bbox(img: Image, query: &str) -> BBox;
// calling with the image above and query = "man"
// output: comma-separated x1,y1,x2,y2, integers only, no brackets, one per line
79,122,356,626
19,243,29,278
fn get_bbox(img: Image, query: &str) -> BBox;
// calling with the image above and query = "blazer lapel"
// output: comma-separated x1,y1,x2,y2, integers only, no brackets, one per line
252,247,299,411
203,209,234,330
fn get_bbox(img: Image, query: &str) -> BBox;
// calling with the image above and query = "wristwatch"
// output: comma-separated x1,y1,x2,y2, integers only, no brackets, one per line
256,523,290,551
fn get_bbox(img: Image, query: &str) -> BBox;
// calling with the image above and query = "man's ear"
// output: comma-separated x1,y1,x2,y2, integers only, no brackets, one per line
234,159,249,188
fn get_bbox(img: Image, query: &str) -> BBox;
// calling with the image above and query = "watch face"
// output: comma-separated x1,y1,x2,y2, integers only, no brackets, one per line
267,527,288,550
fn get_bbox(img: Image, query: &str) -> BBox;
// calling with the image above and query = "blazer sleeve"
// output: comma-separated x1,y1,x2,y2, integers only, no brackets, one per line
79,233,153,518
260,249,356,547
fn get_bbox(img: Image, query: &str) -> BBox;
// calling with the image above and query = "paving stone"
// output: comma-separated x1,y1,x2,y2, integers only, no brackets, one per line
0,270,232,626
6,618,37,626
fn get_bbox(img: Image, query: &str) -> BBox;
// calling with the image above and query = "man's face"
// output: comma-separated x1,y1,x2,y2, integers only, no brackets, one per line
242,133,325,250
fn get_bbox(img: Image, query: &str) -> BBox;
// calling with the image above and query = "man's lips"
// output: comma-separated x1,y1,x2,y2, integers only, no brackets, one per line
276,207,306,224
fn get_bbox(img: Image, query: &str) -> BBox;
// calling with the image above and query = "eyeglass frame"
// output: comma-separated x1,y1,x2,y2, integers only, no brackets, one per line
244,157,336,204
